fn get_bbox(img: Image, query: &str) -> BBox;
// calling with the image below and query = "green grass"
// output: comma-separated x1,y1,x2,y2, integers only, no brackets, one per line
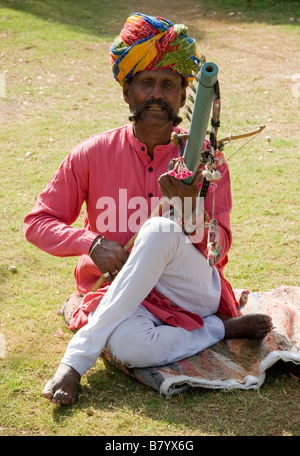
0,0,299,437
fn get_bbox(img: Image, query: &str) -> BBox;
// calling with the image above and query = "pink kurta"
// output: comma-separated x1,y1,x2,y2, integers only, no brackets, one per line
24,123,238,326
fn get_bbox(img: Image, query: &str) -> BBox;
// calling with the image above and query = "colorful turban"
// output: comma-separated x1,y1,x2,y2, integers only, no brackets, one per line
110,12,201,86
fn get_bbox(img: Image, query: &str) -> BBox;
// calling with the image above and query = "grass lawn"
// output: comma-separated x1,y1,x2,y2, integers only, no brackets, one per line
0,0,299,436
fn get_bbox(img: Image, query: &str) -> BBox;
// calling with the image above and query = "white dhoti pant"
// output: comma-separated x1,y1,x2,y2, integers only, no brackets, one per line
61,217,225,376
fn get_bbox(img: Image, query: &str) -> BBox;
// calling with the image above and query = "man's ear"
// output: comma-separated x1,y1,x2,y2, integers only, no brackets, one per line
180,87,187,108
123,81,130,104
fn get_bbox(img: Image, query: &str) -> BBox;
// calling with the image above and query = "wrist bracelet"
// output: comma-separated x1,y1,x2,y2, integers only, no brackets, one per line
89,235,105,256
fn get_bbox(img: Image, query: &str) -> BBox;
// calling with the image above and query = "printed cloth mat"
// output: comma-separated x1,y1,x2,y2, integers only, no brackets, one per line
61,285,300,397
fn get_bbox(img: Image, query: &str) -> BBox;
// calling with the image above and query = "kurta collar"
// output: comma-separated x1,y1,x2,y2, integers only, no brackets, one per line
126,123,180,166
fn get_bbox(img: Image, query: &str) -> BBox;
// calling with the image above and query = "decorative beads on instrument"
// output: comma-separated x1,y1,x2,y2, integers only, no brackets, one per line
207,218,222,267
169,132,193,179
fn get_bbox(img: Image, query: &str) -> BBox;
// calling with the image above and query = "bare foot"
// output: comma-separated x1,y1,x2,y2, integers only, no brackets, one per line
217,313,273,340
42,363,81,405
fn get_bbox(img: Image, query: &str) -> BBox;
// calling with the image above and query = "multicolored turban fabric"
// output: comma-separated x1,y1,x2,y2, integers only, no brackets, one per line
110,12,201,86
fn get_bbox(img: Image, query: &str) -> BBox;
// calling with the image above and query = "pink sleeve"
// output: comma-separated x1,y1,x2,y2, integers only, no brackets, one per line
194,161,232,268
24,146,98,257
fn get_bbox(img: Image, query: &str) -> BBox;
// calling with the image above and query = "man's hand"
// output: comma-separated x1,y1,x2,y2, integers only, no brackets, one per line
158,164,203,219
89,238,129,282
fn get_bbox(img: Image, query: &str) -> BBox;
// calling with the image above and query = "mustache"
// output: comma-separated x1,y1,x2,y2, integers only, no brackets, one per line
128,98,183,127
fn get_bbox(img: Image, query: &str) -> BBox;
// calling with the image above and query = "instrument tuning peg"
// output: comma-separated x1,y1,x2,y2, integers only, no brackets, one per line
189,83,197,94
185,112,191,122
193,73,200,83
199,54,206,66
188,94,195,104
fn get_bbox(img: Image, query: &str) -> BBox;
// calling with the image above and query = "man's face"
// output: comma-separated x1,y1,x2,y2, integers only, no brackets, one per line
123,68,187,128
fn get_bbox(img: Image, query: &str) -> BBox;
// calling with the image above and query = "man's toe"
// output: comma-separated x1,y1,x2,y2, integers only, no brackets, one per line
42,381,54,399
52,390,75,405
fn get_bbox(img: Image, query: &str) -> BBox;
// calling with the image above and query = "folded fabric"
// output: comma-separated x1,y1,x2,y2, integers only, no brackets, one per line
110,12,201,86
68,287,204,331
67,267,238,331
100,286,300,396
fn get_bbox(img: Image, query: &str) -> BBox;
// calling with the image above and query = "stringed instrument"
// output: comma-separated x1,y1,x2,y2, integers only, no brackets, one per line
91,61,220,291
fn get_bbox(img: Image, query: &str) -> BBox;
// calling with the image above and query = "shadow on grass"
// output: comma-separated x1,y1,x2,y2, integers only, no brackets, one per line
50,358,299,436
0,0,299,44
